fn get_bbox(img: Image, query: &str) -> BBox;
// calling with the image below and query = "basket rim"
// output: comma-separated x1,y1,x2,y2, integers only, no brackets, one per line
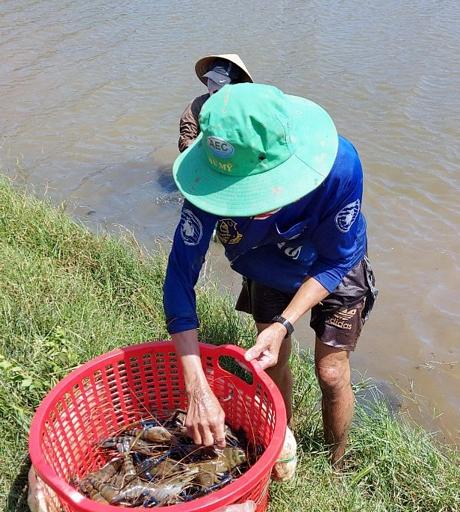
29,340,287,512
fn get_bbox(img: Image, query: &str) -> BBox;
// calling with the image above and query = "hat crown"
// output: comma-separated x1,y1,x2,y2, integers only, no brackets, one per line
199,84,296,177
195,54,254,85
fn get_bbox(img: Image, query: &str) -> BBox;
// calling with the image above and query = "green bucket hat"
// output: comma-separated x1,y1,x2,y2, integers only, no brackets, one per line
173,83,338,217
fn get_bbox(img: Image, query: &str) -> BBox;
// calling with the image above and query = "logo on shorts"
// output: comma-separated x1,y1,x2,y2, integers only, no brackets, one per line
326,308,357,330
207,136,234,159
180,208,203,246
217,219,243,245
335,199,360,233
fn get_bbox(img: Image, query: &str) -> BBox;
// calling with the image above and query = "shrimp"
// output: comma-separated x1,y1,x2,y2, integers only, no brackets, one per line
125,426,172,444
78,458,122,497
194,447,246,487
111,472,197,506
85,476,119,503
99,435,157,454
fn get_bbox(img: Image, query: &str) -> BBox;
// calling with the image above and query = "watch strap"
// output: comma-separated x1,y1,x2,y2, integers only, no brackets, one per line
271,315,294,336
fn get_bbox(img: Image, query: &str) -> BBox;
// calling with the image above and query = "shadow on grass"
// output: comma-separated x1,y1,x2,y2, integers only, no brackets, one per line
6,455,30,512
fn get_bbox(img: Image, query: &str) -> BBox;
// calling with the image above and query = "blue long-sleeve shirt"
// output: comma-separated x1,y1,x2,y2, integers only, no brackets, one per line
163,136,367,334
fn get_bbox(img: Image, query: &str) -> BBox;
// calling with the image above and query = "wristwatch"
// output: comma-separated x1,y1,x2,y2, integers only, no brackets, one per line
271,315,294,336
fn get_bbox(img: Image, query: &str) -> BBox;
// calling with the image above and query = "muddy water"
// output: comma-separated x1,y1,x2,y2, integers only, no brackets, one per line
1,1,459,442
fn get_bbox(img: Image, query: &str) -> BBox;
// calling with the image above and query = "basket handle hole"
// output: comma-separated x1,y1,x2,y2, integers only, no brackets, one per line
218,356,254,385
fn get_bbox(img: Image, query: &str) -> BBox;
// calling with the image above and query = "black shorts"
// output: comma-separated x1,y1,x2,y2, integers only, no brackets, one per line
235,256,378,351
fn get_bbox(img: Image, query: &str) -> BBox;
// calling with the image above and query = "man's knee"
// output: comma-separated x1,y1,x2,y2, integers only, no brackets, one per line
315,343,351,395
316,363,349,394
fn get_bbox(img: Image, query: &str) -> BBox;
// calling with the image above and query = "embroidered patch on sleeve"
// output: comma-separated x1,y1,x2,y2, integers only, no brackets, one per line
335,199,360,233
180,208,203,246
217,219,243,244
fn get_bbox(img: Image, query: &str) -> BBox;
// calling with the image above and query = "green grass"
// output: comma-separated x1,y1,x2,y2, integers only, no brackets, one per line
0,179,459,512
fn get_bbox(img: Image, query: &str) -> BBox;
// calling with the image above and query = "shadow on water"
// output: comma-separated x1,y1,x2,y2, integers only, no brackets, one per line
6,455,30,512
156,164,177,193
153,163,183,213
355,379,402,418
59,158,184,239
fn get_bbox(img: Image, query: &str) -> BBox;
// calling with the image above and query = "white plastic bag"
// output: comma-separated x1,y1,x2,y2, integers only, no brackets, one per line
217,501,256,512
27,466,50,512
272,426,297,481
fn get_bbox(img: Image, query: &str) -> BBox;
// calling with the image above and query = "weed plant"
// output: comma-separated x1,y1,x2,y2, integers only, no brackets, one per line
0,180,458,511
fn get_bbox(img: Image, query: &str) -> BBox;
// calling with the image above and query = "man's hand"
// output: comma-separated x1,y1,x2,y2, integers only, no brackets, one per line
172,329,226,448
245,277,329,371
244,322,287,370
186,379,226,448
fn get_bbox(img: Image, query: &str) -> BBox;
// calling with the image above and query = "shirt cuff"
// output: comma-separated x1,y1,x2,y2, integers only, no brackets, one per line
166,316,199,335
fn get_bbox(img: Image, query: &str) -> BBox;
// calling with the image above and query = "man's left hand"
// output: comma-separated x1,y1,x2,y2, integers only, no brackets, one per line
244,323,287,370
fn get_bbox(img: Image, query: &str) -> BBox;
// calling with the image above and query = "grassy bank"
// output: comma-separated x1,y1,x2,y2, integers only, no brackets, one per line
0,180,458,512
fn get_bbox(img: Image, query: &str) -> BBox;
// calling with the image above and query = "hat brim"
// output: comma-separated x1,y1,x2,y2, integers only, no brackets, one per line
195,54,253,85
172,95,338,217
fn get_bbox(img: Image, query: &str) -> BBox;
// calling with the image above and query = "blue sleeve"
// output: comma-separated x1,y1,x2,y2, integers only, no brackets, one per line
309,144,366,293
163,201,217,334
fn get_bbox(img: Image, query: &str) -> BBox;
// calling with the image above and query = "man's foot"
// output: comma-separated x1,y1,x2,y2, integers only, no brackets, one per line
272,427,297,481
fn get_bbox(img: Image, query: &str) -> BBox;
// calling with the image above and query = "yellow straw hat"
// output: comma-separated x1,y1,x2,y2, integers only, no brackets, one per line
195,54,253,85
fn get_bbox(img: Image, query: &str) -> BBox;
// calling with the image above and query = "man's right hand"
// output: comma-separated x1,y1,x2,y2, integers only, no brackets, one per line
172,329,226,448
185,378,226,448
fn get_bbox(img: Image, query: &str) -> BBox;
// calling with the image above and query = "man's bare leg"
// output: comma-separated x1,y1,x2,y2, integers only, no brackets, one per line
314,338,354,466
256,322,293,423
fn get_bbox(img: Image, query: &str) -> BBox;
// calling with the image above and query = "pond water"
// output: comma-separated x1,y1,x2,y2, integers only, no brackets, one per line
1,0,459,443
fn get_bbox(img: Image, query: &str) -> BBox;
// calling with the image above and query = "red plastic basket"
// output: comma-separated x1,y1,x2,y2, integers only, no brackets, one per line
29,341,286,512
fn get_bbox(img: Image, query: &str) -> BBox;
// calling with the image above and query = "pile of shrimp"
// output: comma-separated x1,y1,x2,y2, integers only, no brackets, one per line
74,410,258,507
